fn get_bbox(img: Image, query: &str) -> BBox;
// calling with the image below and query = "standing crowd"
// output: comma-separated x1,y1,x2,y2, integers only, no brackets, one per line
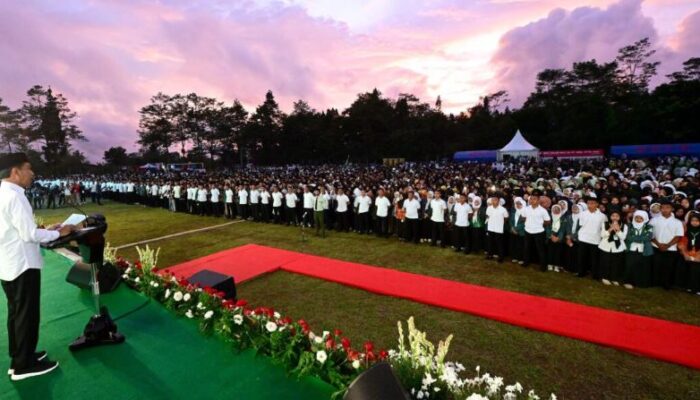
37,156,700,294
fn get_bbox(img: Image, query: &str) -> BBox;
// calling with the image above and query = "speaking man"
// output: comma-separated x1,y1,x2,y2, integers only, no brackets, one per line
0,153,75,381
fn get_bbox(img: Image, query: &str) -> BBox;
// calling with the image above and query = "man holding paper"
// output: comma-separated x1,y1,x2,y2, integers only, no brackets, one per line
0,153,75,381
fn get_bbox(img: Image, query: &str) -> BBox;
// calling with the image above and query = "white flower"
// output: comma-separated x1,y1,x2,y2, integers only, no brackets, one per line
153,282,159,288
122,274,128,279
315,350,327,364
204,310,214,320
171,276,178,283
265,322,278,332
125,267,132,274
322,330,330,338
314,336,323,344
185,309,194,319
134,277,140,283
549,395,557,400
173,291,183,302
466,395,488,400
528,390,540,400
273,312,280,319
352,360,361,369
196,302,205,310
233,315,244,325
164,289,171,299
183,293,191,302
422,373,437,387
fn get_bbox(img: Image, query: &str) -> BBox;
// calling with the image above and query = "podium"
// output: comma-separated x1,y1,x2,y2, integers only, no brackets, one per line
42,214,126,351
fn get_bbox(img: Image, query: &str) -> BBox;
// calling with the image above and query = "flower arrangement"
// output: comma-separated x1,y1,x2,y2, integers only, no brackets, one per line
115,248,555,400
103,242,118,265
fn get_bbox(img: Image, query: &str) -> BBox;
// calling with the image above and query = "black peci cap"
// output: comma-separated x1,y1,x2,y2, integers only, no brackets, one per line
0,153,29,171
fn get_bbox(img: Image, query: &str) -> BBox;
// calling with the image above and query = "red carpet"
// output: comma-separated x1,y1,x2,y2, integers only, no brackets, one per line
165,244,700,370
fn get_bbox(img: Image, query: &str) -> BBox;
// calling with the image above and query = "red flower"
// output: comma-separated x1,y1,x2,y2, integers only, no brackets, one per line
235,299,248,307
289,326,297,336
297,319,310,334
243,309,253,316
347,349,360,361
341,337,351,350
134,261,143,270
222,300,235,309
325,338,335,349
366,351,376,361
363,341,374,353
279,316,292,325
177,277,189,287
334,329,343,337
379,350,389,360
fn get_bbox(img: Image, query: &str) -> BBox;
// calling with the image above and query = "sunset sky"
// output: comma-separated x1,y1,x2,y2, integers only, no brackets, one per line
1,0,699,159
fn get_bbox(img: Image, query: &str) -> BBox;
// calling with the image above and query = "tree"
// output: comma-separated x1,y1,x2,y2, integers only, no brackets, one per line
0,98,27,152
19,86,85,165
103,146,129,166
244,90,284,165
615,37,660,93
138,92,174,155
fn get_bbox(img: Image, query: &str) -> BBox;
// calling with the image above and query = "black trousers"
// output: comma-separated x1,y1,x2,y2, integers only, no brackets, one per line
487,231,505,260
405,218,419,243
336,211,349,231
431,221,445,246
358,213,370,233
454,226,470,252
375,216,388,237
523,232,547,271
285,206,297,225
577,242,599,278
2,269,41,370
652,250,679,290
272,206,282,223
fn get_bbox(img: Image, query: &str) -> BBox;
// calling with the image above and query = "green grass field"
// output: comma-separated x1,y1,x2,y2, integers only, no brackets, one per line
37,201,700,399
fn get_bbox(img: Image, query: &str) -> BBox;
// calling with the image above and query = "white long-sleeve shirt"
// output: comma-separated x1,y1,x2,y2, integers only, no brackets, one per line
0,181,60,281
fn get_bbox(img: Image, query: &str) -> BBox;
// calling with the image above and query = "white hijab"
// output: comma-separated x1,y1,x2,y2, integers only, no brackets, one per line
632,210,649,230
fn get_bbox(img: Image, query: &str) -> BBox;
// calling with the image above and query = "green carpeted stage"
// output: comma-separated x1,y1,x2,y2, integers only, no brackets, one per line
0,250,334,400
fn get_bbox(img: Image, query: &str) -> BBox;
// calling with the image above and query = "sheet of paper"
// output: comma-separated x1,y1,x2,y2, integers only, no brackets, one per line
62,213,87,226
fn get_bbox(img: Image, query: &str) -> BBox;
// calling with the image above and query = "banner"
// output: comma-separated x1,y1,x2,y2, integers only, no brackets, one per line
453,150,498,162
540,149,604,159
610,143,700,157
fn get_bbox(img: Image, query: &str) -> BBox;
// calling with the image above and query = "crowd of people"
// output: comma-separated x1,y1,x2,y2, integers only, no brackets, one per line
35,156,700,295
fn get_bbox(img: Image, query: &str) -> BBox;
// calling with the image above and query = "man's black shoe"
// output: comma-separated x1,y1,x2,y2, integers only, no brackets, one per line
8,351,47,375
10,359,59,381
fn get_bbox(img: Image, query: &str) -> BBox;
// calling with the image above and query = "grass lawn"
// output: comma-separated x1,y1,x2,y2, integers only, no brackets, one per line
38,201,700,399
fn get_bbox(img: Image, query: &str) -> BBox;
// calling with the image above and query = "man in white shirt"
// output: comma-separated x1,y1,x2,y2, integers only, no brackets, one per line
402,190,421,244
249,186,260,222
271,186,284,224
237,185,249,220
284,186,299,226
224,184,235,219
302,186,315,228
521,191,551,271
210,185,221,217
335,188,350,232
576,196,607,278
374,189,391,237
451,193,472,252
355,190,372,234
649,199,684,289
260,186,271,223
0,153,74,380
196,184,208,216
429,191,448,247
485,196,509,262
173,183,182,212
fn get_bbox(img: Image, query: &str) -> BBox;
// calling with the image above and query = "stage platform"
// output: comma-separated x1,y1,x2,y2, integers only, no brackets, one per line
0,250,334,400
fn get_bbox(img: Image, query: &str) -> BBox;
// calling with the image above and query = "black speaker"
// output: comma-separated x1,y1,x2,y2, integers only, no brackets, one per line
343,362,409,400
66,261,121,293
188,270,236,300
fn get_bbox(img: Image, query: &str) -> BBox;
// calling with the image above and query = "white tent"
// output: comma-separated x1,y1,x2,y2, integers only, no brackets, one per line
498,130,539,160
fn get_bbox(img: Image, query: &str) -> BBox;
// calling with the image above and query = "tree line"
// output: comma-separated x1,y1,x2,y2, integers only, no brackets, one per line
1,38,698,172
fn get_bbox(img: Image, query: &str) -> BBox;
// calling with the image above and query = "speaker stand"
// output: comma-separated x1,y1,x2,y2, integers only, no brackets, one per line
70,262,126,351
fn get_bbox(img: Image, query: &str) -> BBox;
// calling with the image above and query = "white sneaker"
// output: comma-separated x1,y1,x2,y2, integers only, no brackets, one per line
624,284,634,289
7,351,47,375
602,279,612,285
10,360,58,381
612,281,620,286
547,265,553,271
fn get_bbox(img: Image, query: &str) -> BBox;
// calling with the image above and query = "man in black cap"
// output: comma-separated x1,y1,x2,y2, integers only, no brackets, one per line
0,153,75,380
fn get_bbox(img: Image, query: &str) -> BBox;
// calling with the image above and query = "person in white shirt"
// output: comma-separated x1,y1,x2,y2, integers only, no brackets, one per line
402,190,421,244
521,191,551,271
485,196,509,262
374,189,391,237
302,186,315,228
271,186,284,224
313,187,329,237
173,183,182,212
224,184,235,219
260,186,271,222
429,191,448,247
650,199,684,289
451,193,473,253
355,190,372,234
335,188,350,232
0,153,74,380
576,196,607,278
187,185,197,214
237,185,249,220
210,185,221,217
284,185,299,226
196,184,208,216
249,186,260,222
598,209,627,286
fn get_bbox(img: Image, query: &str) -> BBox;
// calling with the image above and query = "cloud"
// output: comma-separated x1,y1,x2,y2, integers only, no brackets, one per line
489,0,659,105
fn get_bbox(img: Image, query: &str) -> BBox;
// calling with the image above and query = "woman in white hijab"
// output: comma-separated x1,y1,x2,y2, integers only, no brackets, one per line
470,196,486,254
623,210,654,289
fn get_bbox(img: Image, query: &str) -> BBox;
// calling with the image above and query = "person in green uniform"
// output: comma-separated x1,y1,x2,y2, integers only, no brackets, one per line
624,210,654,289
469,196,486,254
313,187,328,238
680,212,700,295
509,197,526,264
547,203,571,272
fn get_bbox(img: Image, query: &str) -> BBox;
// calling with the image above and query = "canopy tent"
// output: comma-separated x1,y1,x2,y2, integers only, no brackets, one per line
498,130,539,160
